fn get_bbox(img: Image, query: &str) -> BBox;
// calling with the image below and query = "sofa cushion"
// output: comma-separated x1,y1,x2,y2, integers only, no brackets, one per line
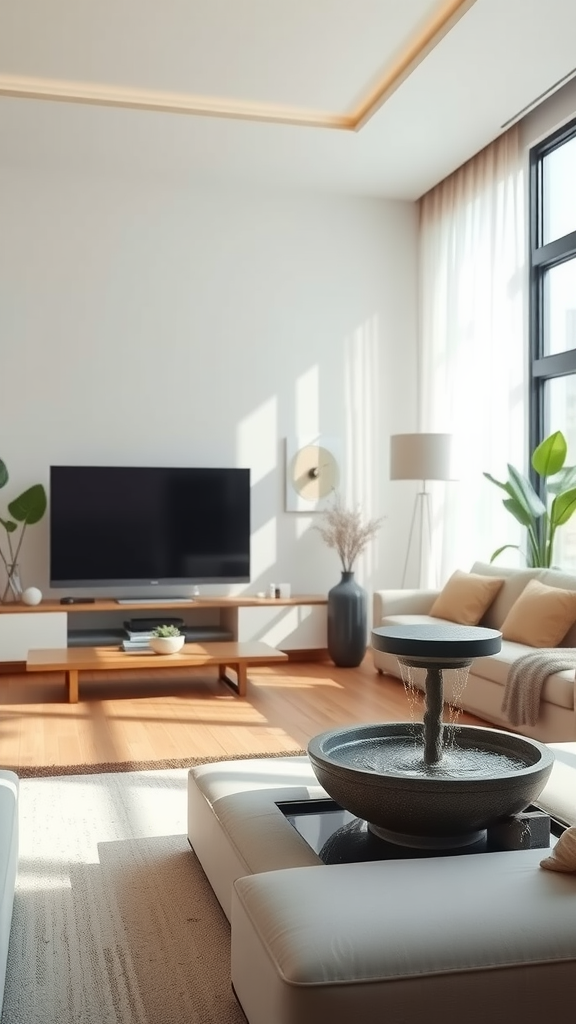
469,562,544,630
429,569,504,626
539,569,576,647
500,579,576,647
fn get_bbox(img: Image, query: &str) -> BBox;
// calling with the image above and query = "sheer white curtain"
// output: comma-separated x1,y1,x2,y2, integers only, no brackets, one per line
418,125,527,582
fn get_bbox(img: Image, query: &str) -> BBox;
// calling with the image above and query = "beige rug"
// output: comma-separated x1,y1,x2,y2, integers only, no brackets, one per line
2,759,298,1023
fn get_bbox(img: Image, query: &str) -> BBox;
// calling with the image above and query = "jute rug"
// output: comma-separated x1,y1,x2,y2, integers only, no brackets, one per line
1,754,304,1023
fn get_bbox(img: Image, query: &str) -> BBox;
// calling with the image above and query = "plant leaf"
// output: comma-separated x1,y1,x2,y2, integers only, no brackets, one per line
502,496,534,527
483,471,511,493
8,484,47,526
547,464,576,493
532,430,567,477
550,488,576,527
506,465,546,518
490,543,521,563
0,460,8,489
0,517,17,534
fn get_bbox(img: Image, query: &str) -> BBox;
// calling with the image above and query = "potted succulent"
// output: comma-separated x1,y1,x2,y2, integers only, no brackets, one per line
149,624,185,655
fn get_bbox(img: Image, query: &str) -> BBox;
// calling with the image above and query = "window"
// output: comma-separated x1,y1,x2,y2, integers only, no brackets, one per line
530,117,576,568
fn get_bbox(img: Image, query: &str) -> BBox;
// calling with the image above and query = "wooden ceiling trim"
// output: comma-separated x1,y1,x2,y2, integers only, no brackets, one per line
353,0,478,130
0,1,478,132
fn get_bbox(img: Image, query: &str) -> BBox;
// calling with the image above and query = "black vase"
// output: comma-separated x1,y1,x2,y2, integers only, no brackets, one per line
327,571,367,668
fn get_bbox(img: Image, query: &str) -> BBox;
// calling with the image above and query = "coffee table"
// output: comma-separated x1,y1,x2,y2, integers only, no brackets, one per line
26,641,288,702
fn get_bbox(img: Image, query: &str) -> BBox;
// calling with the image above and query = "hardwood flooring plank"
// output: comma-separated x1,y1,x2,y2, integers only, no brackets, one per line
0,655,492,769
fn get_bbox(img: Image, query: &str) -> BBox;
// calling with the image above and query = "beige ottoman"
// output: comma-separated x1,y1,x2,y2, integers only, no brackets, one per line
231,850,576,1024
187,756,324,920
188,746,576,1024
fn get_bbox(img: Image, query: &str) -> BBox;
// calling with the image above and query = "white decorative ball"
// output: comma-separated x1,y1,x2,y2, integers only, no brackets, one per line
22,587,42,606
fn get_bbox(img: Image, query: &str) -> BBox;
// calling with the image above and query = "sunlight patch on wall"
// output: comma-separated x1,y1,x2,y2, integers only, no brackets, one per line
250,516,277,580
237,396,277,484
343,313,382,579
294,365,320,441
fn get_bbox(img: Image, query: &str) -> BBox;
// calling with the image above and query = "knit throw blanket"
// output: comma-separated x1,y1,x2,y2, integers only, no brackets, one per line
501,648,576,726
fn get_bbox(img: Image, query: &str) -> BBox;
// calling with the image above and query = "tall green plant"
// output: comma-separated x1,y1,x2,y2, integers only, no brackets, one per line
0,457,47,601
484,431,576,567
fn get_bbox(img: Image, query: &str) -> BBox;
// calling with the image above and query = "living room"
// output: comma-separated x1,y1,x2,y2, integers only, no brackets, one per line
2,2,576,1022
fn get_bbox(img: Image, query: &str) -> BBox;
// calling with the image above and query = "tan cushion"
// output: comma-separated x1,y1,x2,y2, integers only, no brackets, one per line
469,562,545,629
500,578,576,647
429,570,504,626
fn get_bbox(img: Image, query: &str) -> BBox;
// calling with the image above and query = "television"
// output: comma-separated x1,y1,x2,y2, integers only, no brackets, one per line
49,466,251,588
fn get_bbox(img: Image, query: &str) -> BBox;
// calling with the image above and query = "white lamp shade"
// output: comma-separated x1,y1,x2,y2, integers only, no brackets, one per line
390,433,454,482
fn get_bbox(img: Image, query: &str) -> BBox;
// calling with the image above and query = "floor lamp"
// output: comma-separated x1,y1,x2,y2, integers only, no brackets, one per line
390,433,454,588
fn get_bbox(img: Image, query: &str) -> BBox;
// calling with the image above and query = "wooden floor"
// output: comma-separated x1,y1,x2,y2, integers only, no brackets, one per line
0,654,491,770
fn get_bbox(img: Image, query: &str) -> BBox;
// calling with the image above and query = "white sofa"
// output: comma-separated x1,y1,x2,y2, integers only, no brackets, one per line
0,771,18,1015
372,561,576,743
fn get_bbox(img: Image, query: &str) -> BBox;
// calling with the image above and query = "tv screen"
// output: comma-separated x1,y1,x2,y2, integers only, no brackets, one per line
49,466,251,588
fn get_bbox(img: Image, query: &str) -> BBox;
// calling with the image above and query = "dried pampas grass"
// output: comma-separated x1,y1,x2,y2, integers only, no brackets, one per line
315,495,383,572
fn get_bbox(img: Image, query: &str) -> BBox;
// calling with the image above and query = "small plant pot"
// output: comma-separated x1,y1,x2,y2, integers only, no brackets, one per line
149,636,185,655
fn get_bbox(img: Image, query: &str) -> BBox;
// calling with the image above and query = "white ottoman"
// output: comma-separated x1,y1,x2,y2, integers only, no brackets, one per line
188,747,576,1024
187,756,324,920
231,851,576,1024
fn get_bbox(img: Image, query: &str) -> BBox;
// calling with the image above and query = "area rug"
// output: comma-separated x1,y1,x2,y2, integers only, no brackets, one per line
10,748,306,778
1,757,304,1023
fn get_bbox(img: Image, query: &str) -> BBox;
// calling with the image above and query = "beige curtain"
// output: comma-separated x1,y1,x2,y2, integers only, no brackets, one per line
418,125,527,583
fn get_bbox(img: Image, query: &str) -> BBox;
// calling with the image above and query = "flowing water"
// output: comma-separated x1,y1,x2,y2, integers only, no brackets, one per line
369,657,529,778
399,662,471,750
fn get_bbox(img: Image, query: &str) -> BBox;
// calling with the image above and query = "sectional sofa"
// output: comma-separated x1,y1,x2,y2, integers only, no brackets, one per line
372,561,576,742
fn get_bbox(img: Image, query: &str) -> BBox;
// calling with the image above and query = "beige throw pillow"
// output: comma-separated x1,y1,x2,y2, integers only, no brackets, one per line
429,570,505,626
500,578,576,647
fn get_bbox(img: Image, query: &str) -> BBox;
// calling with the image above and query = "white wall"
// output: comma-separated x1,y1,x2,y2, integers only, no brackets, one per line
520,76,576,151
0,164,418,601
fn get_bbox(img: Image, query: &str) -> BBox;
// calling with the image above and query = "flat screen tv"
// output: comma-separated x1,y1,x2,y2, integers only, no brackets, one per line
49,466,251,588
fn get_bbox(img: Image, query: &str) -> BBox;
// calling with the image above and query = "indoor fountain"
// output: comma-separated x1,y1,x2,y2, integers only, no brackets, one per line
308,623,555,850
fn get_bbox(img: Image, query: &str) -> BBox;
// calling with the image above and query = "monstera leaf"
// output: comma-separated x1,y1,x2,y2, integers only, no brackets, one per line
8,484,47,526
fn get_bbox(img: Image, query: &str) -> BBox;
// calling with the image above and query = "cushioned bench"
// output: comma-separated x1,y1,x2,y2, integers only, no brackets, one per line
187,747,576,1024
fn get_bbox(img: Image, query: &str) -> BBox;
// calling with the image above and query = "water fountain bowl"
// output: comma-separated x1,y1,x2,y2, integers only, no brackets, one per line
308,722,555,848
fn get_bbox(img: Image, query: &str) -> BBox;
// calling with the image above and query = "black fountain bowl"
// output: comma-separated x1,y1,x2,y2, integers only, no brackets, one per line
307,723,555,845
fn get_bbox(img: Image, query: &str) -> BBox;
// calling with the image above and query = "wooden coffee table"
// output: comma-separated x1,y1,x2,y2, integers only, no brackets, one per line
26,641,289,703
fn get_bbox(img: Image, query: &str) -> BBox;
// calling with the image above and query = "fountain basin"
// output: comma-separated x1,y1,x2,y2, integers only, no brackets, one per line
307,723,555,848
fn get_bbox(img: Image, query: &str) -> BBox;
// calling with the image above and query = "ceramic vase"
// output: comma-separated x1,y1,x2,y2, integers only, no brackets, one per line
327,571,367,668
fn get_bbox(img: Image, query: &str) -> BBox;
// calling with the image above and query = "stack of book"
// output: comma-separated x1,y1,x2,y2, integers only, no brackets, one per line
121,617,185,652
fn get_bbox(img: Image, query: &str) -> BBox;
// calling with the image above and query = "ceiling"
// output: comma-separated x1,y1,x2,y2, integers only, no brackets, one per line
1,0,576,199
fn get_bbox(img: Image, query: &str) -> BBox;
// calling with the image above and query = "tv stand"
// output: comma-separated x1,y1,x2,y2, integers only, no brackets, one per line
0,594,328,665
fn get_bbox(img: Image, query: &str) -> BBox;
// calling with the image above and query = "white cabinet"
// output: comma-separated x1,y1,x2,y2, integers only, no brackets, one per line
238,604,327,650
0,612,68,661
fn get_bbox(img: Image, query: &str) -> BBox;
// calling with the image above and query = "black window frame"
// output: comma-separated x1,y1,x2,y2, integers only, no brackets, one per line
529,116,576,461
